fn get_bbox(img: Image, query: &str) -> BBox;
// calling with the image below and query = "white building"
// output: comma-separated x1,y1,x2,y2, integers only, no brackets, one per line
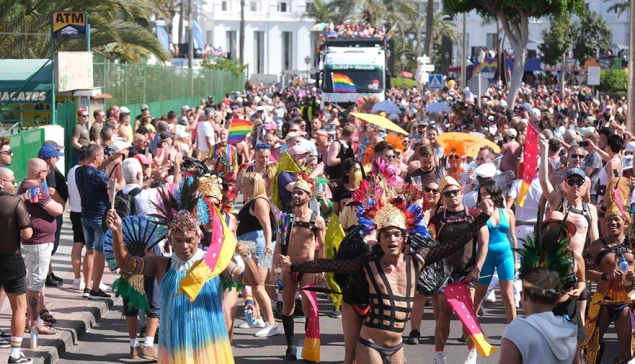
198,0,317,78
451,0,630,61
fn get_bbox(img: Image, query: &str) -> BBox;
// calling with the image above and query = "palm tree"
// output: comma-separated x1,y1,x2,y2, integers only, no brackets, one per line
0,0,170,63
607,0,629,18
302,0,341,24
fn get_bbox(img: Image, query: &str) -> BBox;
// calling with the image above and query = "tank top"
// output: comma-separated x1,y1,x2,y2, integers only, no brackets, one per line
325,140,354,180
597,157,620,204
236,198,265,236
486,208,511,254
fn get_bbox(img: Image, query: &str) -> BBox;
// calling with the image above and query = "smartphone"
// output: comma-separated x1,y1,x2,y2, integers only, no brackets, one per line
613,169,620,178
579,141,589,147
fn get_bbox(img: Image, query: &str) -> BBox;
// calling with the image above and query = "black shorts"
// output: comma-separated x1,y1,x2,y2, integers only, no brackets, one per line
70,211,85,244
577,285,589,301
0,254,27,295
122,276,161,318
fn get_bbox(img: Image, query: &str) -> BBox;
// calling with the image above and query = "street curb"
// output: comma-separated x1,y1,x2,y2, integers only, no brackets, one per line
31,297,121,364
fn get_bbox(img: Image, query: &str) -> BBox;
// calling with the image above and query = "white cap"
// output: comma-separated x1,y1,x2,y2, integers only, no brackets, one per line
626,141,635,153
507,128,518,138
530,108,541,118
487,115,495,121
475,163,497,178
498,100,507,108
120,106,131,114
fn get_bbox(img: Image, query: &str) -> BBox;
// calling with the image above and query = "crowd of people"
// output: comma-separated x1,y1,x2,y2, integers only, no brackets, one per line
0,77,634,364
320,22,385,40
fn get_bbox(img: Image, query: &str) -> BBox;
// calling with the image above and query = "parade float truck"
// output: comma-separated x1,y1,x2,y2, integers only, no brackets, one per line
318,38,387,109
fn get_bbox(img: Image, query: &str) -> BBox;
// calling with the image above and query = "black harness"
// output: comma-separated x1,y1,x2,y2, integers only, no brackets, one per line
293,210,318,235
595,237,630,267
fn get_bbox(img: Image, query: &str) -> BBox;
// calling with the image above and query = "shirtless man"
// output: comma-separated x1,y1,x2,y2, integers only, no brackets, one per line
539,135,599,322
584,210,635,364
548,145,591,203
271,174,326,361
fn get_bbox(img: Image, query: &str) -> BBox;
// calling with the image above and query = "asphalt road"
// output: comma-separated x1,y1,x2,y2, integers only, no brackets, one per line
57,293,621,364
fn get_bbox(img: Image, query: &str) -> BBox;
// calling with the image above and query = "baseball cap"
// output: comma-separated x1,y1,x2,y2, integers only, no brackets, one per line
38,144,65,159
498,100,507,108
181,105,191,112
222,98,231,105
44,140,64,151
288,145,309,156
133,154,151,166
285,132,300,141
507,128,518,138
120,106,131,114
256,105,266,112
565,168,585,180
141,104,149,111
231,105,240,110
626,141,635,153
475,163,496,179
159,131,174,140
264,122,277,131
136,126,149,135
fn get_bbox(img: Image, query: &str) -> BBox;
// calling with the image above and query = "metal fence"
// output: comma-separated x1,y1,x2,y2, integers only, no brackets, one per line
93,59,246,111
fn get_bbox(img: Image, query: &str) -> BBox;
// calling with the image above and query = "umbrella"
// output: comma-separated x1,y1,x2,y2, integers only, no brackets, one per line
436,132,501,158
425,102,451,113
371,100,401,115
351,112,408,135
399,71,413,78
310,22,329,32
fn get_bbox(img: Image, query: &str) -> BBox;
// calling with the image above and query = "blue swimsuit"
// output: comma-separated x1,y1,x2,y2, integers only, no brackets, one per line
478,208,515,284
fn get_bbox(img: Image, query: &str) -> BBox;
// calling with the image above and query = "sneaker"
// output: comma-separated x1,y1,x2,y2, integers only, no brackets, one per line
330,310,342,318
484,290,496,303
82,288,90,298
129,346,143,359
45,276,61,287
405,330,420,345
88,289,111,300
72,278,85,291
464,349,477,364
49,273,63,283
99,282,111,292
0,339,9,348
239,318,265,329
0,330,10,338
141,345,158,361
7,353,33,364
255,323,282,337
434,352,449,364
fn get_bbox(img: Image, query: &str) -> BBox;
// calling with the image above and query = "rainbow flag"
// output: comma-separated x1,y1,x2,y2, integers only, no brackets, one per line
518,124,539,206
332,73,356,93
227,118,252,145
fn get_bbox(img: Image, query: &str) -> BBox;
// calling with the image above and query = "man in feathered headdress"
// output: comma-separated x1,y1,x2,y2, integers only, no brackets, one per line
106,178,260,364
583,177,635,364
271,172,326,361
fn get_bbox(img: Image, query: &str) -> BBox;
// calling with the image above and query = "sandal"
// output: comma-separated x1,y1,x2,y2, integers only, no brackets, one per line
39,310,57,324
36,325,57,335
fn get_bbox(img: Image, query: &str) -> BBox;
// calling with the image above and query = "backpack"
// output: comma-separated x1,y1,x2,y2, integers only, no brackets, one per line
101,188,143,232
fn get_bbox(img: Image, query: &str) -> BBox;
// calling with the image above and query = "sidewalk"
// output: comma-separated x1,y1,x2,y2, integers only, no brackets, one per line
0,212,121,364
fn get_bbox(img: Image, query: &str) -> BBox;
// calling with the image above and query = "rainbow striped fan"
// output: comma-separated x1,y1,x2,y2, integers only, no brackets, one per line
103,215,168,271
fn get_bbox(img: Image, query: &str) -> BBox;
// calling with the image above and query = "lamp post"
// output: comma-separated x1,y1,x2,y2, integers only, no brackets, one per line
304,55,311,82
400,54,407,91
477,50,485,107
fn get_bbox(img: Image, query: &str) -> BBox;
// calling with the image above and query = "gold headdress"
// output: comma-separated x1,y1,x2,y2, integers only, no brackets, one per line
151,179,200,237
293,171,314,195
604,177,631,224
198,175,223,201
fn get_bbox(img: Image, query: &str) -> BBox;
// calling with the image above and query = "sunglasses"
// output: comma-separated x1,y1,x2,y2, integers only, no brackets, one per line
0,178,16,185
81,115,89,117
292,190,306,196
570,154,584,159
381,154,396,160
0,149,13,155
443,189,461,198
566,179,585,187
424,187,439,194
448,155,460,160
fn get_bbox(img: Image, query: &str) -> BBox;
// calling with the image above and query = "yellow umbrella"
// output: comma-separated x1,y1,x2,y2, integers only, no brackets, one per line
436,132,501,158
351,112,409,135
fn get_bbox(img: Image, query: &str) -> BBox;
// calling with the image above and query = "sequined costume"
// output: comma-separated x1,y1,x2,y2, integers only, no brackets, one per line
158,250,234,364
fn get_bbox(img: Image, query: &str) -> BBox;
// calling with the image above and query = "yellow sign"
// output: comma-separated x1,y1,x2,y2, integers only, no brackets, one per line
52,11,88,40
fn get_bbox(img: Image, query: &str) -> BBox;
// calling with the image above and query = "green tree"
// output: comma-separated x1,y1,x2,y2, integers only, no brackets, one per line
443,0,584,110
202,57,248,76
538,14,575,66
572,9,612,64
302,0,341,24
607,0,630,18
599,69,628,93
0,0,170,63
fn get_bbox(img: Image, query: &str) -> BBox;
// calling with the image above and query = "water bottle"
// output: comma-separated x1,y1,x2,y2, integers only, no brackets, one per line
297,339,304,358
258,253,273,269
619,257,631,285
244,309,256,327
30,325,38,349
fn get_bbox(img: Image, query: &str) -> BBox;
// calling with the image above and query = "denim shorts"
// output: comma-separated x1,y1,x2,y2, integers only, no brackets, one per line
82,217,105,252
238,230,265,258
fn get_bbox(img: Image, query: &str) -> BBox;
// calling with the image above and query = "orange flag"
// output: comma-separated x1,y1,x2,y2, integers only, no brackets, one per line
518,124,539,206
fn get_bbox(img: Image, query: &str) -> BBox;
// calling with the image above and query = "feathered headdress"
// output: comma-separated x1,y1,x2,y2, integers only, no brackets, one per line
516,207,572,293
356,95,380,112
385,133,405,153
604,177,631,224
293,171,314,195
353,159,428,236
442,138,466,157
151,179,200,237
